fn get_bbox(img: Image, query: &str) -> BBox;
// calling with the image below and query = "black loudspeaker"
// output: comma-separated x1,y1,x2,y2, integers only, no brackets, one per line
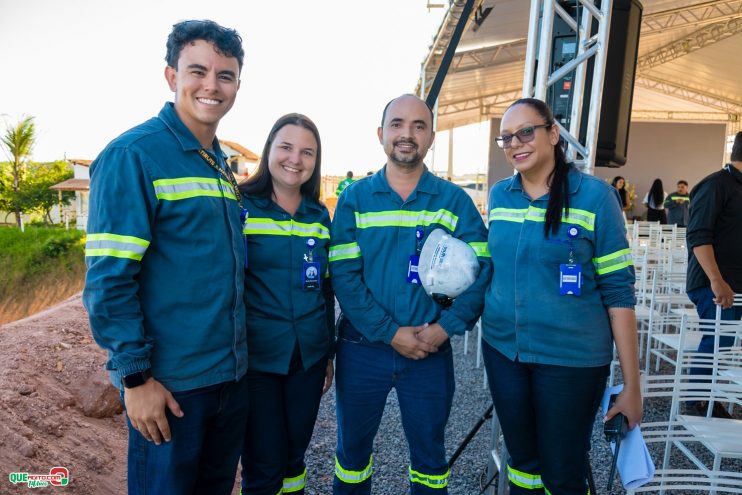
546,0,643,167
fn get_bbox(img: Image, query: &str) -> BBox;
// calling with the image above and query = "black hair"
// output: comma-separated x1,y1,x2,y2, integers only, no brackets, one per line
380,94,434,128
239,113,322,203
166,20,245,73
505,98,571,236
649,178,664,207
346,171,353,178
731,131,742,162
611,176,628,207
677,180,688,186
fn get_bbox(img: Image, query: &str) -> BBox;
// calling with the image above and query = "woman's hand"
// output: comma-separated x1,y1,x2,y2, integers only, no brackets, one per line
604,386,643,429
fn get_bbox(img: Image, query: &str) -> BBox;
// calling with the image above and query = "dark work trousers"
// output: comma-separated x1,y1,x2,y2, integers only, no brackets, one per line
482,341,608,495
687,286,742,377
333,324,455,495
124,375,250,495
240,348,326,495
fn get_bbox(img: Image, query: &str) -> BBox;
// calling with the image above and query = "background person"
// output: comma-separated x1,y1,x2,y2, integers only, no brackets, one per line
482,98,641,495
83,20,249,495
643,178,667,223
329,94,492,494
685,131,742,418
664,180,690,227
611,176,631,220
335,170,354,196
239,114,335,494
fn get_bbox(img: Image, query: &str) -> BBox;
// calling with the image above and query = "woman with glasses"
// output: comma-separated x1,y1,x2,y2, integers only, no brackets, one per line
239,113,335,495
481,98,642,495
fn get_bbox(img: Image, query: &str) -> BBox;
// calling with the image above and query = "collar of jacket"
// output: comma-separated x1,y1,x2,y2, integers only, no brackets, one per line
370,165,439,196
248,193,324,216
157,102,226,159
725,163,742,184
505,165,583,196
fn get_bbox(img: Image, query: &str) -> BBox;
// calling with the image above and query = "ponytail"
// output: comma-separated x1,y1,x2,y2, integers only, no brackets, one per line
544,141,571,237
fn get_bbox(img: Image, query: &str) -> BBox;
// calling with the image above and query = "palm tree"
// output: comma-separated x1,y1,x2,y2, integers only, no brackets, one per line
1,116,36,227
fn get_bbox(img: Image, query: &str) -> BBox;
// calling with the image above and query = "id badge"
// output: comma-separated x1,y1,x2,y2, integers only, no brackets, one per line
302,261,321,291
407,254,421,284
559,263,582,296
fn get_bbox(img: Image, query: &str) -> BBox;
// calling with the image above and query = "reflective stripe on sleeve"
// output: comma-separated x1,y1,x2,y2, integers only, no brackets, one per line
507,465,544,490
329,242,361,262
152,177,236,201
335,456,372,484
593,248,633,275
468,241,490,258
282,468,307,493
408,467,449,489
85,233,150,261
355,209,458,231
242,218,330,238
489,206,596,231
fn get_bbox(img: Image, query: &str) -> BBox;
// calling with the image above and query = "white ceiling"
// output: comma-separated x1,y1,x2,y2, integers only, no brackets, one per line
420,0,742,130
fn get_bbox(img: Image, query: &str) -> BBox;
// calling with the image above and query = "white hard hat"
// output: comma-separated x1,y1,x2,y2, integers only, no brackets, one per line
419,228,480,299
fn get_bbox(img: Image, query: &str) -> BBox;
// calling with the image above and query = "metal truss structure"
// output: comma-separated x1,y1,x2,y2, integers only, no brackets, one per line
522,0,615,173
641,0,742,34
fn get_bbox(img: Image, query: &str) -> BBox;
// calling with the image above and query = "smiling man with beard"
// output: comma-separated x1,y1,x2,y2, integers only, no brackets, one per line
328,94,493,494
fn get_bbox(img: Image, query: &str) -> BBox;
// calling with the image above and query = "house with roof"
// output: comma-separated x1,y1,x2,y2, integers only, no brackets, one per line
49,140,259,230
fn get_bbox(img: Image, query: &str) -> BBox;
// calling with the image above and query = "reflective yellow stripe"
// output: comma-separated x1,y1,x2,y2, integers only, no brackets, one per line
507,465,543,489
468,241,490,258
355,209,458,231
408,467,449,489
329,242,361,262
489,206,596,231
85,233,150,261
152,177,236,201
593,248,633,275
242,218,330,238
335,456,372,484
282,468,306,493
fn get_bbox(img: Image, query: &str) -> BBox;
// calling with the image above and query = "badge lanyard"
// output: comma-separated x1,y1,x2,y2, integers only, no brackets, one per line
302,238,321,291
197,149,249,268
406,226,424,284
559,225,582,296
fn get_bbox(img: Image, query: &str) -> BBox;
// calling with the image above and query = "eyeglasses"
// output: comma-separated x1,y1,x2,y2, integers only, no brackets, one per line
495,124,552,149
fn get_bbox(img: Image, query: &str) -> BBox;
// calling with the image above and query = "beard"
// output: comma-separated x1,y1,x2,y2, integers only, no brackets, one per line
389,140,423,169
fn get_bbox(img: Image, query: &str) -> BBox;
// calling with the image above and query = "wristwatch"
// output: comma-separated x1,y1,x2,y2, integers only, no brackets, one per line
122,368,152,389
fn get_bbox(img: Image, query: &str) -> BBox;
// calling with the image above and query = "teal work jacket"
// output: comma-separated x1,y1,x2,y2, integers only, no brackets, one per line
329,167,492,343
482,167,636,367
83,102,248,392
242,195,334,374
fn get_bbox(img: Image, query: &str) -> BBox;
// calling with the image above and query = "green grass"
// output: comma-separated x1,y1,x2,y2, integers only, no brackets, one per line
0,226,86,323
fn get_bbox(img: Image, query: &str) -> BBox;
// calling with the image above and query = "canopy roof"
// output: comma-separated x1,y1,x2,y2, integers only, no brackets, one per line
419,0,742,131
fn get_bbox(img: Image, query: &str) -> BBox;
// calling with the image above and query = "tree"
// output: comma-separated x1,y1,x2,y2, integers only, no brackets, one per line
22,161,74,224
1,116,36,227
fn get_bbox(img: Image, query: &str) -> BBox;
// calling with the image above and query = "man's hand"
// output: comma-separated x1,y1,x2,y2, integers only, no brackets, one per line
416,322,450,349
710,277,735,309
124,378,183,445
391,326,438,360
322,359,334,395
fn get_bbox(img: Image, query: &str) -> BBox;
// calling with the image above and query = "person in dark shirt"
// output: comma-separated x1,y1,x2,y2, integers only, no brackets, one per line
685,131,742,417
664,180,690,227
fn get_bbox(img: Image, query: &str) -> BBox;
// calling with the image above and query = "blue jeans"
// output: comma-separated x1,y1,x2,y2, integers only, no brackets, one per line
482,341,608,495
687,286,742,376
241,352,326,495
124,376,249,495
333,324,455,495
